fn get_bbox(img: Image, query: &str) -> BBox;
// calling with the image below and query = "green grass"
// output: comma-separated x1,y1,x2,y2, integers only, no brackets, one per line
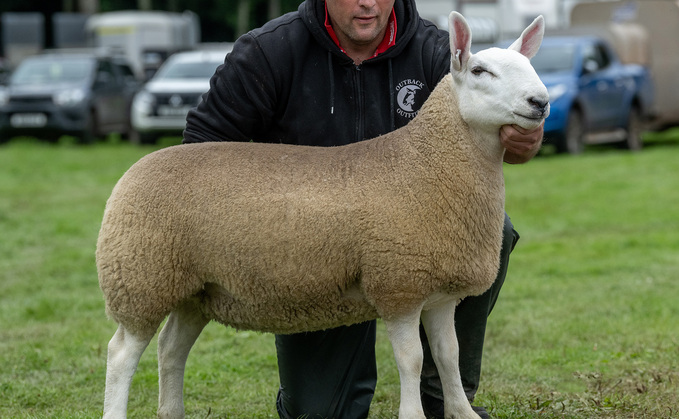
1,134,678,418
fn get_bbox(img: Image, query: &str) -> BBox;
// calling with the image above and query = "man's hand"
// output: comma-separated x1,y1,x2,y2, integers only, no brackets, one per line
501,122,544,164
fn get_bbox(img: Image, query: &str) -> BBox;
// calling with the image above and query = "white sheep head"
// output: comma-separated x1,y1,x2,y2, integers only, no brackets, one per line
448,11,549,137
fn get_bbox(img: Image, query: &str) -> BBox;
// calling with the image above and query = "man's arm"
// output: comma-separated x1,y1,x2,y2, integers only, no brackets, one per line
183,34,278,144
500,122,544,164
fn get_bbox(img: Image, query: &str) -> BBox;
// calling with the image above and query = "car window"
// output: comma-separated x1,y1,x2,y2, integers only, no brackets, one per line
154,59,223,80
11,57,94,85
98,60,114,76
115,62,137,84
593,43,611,69
582,43,611,72
531,44,576,75
95,60,117,86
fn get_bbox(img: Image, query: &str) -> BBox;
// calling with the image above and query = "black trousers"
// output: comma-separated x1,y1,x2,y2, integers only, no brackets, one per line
275,214,519,419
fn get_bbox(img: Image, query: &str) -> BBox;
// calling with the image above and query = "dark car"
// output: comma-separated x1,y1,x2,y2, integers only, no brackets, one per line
0,52,141,143
532,36,654,153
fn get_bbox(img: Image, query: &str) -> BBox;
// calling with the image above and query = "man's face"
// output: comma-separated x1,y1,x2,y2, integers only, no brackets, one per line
326,0,396,49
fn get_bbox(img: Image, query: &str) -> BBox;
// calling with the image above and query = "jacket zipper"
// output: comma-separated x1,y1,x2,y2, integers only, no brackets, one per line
354,65,364,141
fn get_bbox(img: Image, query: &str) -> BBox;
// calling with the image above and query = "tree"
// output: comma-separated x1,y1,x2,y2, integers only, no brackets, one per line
0,0,299,44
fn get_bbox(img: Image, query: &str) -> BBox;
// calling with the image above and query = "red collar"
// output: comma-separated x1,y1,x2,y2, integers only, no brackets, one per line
324,5,397,59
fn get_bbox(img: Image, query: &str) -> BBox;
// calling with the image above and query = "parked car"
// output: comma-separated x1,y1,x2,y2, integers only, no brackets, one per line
130,48,231,144
531,36,654,153
0,52,141,143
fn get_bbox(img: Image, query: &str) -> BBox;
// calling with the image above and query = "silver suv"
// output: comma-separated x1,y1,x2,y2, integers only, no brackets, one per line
130,48,232,144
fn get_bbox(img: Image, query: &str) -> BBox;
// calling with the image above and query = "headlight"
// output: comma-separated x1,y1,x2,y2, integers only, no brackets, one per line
132,90,156,115
53,88,87,106
547,84,568,103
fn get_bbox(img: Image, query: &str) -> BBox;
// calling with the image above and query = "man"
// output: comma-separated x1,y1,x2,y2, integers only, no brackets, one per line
183,0,543,417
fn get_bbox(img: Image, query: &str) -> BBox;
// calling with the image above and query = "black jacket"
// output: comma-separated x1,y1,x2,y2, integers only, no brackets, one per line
183,0,451,146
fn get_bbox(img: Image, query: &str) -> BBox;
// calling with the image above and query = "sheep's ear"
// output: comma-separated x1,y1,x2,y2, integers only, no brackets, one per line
449,11,472,72
508,15,545,59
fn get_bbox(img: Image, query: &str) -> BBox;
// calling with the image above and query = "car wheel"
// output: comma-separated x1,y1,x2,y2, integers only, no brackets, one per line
563,109,585,154
624,105,643,151
129,130,158,145
78,110,99,144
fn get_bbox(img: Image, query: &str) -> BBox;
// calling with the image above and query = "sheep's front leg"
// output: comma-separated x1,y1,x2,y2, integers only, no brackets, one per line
421,301,480,419
383,308,427,419
103,325,154,419
157,299,209,419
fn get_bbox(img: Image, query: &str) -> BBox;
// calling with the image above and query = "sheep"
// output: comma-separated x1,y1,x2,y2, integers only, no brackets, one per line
97,11,548,419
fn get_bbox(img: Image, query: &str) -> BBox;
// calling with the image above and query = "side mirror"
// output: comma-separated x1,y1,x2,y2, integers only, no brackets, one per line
583,59,599,74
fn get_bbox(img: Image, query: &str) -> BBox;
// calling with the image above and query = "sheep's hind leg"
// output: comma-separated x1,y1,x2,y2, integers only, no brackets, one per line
383,308,427,419
421,302,480,419
157,299,209,419
103,324,155,419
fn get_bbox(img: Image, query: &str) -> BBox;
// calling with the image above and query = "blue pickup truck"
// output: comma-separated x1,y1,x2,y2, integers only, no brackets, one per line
531,36,654,153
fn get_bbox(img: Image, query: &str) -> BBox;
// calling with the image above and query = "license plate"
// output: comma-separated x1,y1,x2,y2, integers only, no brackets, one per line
10,113,47,128
157,105,193,117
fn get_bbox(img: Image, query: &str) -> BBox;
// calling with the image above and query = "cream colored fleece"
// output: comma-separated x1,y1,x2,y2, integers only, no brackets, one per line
96,73,505,336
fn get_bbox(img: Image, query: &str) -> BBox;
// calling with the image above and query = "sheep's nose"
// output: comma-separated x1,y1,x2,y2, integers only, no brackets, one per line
528,97,549,114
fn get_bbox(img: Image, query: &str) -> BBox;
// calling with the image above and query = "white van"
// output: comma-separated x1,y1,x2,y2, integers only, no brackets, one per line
130,47,232,144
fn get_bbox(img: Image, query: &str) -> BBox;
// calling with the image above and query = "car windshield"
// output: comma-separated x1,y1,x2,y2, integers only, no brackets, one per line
531,43,576,75
154,59,223,80
11,57,94,85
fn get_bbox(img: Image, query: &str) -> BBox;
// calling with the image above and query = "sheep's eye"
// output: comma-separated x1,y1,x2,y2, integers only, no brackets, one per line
471,66,488,76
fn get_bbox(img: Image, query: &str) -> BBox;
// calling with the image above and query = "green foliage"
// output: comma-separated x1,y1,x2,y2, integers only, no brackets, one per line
0,135,678,418
1,0,303,44
476,137,679,418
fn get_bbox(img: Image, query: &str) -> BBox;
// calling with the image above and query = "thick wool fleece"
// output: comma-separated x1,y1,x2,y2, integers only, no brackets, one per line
96,74,505,337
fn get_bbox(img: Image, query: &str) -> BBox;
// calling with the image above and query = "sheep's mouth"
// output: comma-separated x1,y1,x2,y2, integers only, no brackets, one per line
514,112,548,129
515,111,548,121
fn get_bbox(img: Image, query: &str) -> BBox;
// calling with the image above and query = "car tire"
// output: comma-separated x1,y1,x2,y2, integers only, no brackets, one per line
623,105,643,151
78,110,99,144
129,130,158,145
561,108,585,154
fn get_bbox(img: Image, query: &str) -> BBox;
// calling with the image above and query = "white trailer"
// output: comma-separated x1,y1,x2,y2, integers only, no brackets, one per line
571,0,679,129
85,10,200,79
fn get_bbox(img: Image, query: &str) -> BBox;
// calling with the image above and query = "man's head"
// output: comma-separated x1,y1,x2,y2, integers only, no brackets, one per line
326,0,396,54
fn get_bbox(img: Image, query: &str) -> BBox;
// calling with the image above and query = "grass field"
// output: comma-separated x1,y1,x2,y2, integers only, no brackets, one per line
1,134,678,418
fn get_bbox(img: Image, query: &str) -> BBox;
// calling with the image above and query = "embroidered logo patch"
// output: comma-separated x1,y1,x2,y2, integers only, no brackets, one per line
395,79,425,119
